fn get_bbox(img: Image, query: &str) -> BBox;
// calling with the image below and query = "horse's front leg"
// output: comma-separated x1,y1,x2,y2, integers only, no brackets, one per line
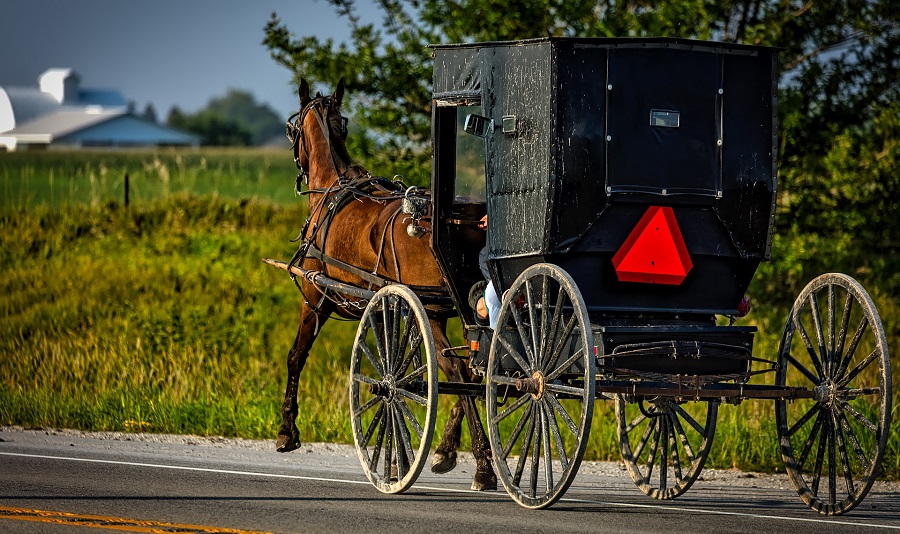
276,297,329,452
430,319,497,491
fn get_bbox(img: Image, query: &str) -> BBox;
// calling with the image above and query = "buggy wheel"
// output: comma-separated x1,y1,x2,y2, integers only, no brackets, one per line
616,395,717,499
775,273,892,515
486,263,595,509
349,285,438,494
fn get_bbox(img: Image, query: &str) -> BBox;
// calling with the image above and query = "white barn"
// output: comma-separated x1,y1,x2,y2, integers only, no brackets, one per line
0,68,198,151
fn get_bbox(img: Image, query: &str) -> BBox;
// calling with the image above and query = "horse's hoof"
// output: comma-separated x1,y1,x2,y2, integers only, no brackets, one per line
431,450,457,474
275,432,301,453
471,467,497,491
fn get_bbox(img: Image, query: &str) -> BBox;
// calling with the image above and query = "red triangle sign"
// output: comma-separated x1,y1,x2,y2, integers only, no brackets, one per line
612,206,693,285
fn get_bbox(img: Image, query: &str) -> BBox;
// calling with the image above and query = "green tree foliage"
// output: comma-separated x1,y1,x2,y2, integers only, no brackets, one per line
167,106,252,147
165,90,283,147
204,89,284,145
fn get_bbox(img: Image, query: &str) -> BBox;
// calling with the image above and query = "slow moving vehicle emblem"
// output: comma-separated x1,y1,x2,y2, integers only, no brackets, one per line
612,206,693,285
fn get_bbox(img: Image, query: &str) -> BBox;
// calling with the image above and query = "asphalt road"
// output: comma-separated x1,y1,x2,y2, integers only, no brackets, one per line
1,427,898,533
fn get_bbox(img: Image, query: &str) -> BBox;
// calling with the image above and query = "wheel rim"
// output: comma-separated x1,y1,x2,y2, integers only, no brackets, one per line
775,273,892,515
616,395,717,500
349,285,437,494
486,263,595,509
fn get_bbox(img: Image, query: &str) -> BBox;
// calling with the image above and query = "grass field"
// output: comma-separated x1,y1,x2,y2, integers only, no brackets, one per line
1,149,897,480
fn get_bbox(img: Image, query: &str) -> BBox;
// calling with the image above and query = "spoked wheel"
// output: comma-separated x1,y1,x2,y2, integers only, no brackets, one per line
616,395,717,499
775,273,892,515
349,285,438,494
486,263,596,509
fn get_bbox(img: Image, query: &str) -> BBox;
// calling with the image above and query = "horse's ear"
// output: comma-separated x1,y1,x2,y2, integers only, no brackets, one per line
298,78,311,108
333,77,345,108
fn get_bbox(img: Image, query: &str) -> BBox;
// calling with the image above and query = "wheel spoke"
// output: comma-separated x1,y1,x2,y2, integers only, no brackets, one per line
393,406,415,481
832,412,855,500
544,401,569,471
808,292,829,377
380,303,392,374
669,410,696,463
369,407,388,474
530,414,542,498
501,402,534,460
526,279,540,366
362,404,385,449
545,347,585,381
794,311,824,378
492,393,531,425
673,404,705,435
798,411,824,471
838,349,879,388
544,314,577,375
538,275,550,367
512,409,536,487
354,395,381,418
353,373,380,387
644,418,662,482
783,351,822,385
668,414,682,484
394,364,427,387
835,317,869,380
834,292,854,368
396,398,424,438
827,285,836,377
360,341,384,379
658,416,669,493
541,286,567,371
840,400,878,434
497,331,533,374
810,417,828,497
838,411,871,472
500,404,534,461
394,388,428,407
394,324,421,380
787,403,821,438
540,402,554,492
625,410,649,434
828,416,837,505
543,381,585,398
383,404,394,481
545,391,578,435
388,298,403,373
509,295,536,367
633,416,657,460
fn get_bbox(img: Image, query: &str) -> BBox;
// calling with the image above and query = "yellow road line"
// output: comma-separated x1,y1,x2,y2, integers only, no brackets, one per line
0,506,271,533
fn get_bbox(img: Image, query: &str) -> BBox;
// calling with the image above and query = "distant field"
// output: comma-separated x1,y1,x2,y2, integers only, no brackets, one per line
0,149,896,479
0,148,300,209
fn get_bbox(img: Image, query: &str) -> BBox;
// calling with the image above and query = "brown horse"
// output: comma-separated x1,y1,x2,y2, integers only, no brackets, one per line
275,78,496,491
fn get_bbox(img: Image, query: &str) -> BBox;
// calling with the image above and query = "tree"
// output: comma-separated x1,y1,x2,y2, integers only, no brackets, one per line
204,89,284,145
142,103,158,124
264,1,897,181
167,106,252,147
164,90,281,147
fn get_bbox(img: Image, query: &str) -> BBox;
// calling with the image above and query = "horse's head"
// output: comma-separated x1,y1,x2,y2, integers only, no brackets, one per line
285,78,351,191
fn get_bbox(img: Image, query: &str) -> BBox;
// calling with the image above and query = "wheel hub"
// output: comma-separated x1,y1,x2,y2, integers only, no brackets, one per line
369,375,397,401
516,371,546,400
813,379,840,408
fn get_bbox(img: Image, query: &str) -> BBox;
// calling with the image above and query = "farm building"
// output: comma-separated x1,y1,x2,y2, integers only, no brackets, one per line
0,68,198,151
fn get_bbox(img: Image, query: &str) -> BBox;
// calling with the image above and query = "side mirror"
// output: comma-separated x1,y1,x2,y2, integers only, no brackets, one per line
464,114,493,138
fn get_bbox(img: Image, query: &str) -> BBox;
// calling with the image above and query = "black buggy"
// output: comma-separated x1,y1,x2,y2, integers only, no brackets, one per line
312,38,892,515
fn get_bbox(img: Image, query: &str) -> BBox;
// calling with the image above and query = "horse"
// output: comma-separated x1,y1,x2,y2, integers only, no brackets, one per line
275,78,496,491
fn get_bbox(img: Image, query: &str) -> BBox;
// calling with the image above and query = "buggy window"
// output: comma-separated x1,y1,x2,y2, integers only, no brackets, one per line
454,105,486,203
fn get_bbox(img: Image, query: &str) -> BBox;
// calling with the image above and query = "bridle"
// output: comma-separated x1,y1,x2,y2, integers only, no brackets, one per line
285,94,349,192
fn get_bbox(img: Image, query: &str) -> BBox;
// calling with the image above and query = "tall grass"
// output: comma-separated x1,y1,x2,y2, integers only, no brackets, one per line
0,149,896,479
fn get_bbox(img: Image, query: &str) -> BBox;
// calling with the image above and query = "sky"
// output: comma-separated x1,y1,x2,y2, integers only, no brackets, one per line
0,0,380,119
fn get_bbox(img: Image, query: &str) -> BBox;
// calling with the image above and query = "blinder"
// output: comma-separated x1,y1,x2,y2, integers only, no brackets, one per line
285,95,350,190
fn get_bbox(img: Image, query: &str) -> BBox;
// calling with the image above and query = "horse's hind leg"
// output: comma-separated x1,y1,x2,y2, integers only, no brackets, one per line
432,399,464,474
430,319,497,491
276,298,329,452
